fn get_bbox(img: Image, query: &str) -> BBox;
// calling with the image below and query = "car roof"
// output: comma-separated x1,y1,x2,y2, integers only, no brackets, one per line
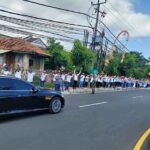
0,76,24,81
0,75,17,79
0,75,34,86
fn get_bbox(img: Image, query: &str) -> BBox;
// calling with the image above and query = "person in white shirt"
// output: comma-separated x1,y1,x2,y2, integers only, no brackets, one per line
27,69,35,83
15,68,22,79
72,68,82,89
40,71,47,87
84,75,89,87
65,73,72,90
79,73,85,88
2,64,12,76
61,73,66,91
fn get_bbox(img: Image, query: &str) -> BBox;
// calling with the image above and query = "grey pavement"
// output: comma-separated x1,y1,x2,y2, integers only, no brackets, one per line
0,89,150,150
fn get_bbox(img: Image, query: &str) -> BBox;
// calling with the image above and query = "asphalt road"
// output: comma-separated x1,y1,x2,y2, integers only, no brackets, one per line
0,89,150,150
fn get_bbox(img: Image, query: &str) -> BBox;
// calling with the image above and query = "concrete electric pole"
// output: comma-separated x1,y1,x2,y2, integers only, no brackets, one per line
91,0,107,52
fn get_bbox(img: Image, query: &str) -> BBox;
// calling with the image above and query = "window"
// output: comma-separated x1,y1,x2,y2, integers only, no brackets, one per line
0,78,34,90
14,79,34,90
0,78,15,90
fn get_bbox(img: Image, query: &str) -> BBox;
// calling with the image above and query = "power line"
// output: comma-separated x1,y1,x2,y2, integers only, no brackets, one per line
0,6,130,52
22,0,130,51
23,0,89,17
0,15,86,36
0,23,76,43
100,21,130,52
107,2,150,51
0,23,77,40
0,9,91,29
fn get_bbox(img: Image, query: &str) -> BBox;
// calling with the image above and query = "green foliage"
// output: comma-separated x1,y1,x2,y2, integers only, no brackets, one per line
71,40,96,73
104,50,150,79
44,38,149,79
44,82,54,88
104,51,122,75
45,38,72,71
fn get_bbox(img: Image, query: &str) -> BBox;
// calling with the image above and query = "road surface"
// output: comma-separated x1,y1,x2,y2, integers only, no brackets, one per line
0,89,150,150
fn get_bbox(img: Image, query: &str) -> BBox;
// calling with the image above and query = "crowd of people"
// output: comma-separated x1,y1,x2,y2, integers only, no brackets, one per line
1,64,150,91
0,64,48,87
51,68,150,91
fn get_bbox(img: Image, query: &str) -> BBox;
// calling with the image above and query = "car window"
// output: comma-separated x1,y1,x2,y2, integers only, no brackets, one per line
13,79,34,90
0,78,15,90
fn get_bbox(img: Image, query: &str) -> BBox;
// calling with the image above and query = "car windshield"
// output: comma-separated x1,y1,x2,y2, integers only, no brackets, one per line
0,0,150,150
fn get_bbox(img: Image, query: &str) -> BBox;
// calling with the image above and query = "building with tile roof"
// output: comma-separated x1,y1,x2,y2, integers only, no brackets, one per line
0,37,50,71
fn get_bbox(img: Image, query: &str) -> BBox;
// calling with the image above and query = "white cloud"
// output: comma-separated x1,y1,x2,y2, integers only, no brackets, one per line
103,0,150,37
0,0,150,54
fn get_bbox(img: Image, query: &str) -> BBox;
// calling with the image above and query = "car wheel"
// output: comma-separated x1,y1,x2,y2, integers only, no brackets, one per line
49,97,62,114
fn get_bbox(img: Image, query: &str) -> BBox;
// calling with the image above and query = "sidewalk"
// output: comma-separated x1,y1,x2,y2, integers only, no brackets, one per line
61,87,137,95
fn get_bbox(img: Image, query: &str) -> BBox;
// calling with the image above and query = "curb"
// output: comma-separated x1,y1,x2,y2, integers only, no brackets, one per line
62,88,124,95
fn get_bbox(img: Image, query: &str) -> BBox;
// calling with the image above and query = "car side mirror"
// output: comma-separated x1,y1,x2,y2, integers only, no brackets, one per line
32,87,38,94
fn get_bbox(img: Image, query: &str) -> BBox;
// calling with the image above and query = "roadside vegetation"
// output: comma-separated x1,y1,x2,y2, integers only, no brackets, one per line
44,38,150,79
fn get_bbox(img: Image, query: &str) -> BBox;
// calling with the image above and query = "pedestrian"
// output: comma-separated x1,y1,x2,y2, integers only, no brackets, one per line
72,67,82,89
14,67,22,79
65,73,72,91
84,75,89,88
2,64,11,76
27,69,35,84
61,72,66,91
54,71,61,91
79,73,85,88
40,71,47,87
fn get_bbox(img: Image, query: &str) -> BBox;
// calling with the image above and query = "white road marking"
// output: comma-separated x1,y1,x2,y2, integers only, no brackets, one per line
79,101,107,108
132,96,143,99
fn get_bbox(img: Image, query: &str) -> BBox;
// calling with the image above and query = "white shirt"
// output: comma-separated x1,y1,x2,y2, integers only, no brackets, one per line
80,75,85,82
3,70,11,76
27,72,35,83
40,73,47,81
53,74,57,82
85,76,89,82
15,71,22,79
90,77,94,83
66,75,72,82
61,74,66,81
73,71,81,81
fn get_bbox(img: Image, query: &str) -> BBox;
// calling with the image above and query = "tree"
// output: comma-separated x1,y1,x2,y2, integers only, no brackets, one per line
71,40,96,73
45,38,72,70
104,50,150,79
104,50,122,75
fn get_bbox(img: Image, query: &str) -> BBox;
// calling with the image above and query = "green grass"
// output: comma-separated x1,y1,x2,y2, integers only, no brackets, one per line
32,76,54,88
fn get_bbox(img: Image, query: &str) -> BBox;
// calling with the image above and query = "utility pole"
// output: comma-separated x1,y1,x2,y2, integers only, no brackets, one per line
92,0,100,52
83,30,89,47
91,0,106,52
90,0,107,74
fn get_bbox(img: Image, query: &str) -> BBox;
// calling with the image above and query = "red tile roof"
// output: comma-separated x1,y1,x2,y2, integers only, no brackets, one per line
0,37,50,57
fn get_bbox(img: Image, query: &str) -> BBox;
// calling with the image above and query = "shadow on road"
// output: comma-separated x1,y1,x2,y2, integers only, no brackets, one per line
0,110,50,123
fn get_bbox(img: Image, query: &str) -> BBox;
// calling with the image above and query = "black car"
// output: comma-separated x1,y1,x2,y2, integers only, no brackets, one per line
0,76,65,115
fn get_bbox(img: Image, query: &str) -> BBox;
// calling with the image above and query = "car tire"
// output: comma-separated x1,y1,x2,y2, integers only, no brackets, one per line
49,97,62,114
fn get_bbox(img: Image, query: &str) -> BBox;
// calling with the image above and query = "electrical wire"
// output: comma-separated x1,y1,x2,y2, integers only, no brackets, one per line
22,0,130,51
0,9,91,29
107,2,150,51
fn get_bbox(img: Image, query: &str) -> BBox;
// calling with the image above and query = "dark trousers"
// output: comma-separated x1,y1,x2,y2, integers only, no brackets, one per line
40,81,45,87
55,83,60,91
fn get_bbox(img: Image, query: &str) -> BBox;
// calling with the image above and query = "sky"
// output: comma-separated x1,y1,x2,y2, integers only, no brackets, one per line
0,0,149,58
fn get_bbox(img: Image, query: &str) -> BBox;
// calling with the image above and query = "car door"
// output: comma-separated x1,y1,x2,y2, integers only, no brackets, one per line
13,79,48,110
0,77,18,113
